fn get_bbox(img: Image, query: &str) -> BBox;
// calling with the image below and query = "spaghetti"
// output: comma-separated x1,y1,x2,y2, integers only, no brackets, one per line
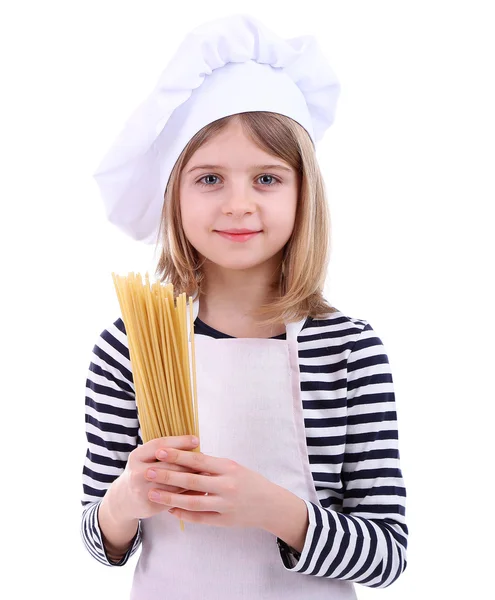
112,272,199,530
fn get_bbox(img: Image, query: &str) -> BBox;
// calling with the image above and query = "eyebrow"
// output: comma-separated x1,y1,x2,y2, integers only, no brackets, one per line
186,164,293,175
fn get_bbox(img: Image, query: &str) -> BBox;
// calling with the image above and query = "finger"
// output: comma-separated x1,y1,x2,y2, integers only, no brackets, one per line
135,436,199,463
148,488,218,512
142,464,201,495
149,475,191,494
145,468,217,494
153,463,194,474
156,448,233,475
154,484,187,494
179,490,209,496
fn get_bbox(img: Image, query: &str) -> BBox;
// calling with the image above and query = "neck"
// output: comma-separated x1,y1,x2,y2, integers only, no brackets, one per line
198,257,282,325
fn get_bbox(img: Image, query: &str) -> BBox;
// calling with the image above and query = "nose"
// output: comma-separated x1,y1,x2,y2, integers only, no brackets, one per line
221,181,257,217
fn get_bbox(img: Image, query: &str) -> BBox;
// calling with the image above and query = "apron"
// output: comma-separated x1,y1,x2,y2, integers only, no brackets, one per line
130,299,356,599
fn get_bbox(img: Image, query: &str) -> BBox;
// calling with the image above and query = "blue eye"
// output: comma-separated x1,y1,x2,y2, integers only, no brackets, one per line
196,174,281,187
198,174,220,186
258,174,279,186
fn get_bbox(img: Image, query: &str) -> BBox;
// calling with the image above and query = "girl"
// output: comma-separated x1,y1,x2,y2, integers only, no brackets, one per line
82,14,407,599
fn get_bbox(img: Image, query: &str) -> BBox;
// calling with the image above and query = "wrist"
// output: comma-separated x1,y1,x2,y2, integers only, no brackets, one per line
98,480,139,562
103,477,139,528
259,483,309,554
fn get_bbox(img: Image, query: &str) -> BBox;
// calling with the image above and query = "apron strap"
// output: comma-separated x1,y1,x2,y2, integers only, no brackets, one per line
188,297,306,342
285,317,307,342
187,297,200,341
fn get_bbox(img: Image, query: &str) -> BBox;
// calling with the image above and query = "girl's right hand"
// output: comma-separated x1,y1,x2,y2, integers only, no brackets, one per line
108,435,200,521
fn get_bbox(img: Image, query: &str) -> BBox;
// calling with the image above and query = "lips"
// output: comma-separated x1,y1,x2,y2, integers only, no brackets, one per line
217,229,261,234
215,230,262,243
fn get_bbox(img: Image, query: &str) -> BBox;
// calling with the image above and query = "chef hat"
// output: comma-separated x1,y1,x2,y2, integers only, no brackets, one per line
93,13,341,244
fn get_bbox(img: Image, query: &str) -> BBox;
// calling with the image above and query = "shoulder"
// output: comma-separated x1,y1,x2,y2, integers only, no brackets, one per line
300,307,370,345
94,317,129,354
299,308,391,370
91,317,132,376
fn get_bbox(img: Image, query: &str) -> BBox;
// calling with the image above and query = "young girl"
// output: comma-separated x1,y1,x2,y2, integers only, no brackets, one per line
82,14,408,599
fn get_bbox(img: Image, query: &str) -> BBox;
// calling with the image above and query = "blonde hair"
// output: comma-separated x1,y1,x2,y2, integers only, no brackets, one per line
155,111,337,326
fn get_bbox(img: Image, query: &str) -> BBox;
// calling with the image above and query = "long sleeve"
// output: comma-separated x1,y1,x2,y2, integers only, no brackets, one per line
81,318,142,566
278,319,408,588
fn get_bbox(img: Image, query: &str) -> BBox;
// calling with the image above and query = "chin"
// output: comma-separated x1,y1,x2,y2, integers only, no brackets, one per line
212,259,266,271
202,253,273,272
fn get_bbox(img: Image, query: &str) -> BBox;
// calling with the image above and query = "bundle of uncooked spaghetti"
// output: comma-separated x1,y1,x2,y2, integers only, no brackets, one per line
112,273,199,529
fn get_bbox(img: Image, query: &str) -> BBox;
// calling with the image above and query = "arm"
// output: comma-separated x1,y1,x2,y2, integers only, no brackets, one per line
259,485,309,554
81,318,142,566
276,322,408,588
97,481,140,563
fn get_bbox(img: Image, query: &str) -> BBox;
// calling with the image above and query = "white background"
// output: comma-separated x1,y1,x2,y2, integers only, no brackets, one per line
1,1,493,598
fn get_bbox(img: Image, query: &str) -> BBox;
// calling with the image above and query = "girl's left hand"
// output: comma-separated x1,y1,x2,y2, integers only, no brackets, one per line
145,447,277,529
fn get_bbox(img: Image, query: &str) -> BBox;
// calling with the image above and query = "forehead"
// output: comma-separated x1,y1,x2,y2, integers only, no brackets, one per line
196,121,264,154
184,121,292,172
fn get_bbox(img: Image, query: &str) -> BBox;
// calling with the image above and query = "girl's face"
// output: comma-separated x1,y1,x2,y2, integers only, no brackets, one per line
179,118,299,274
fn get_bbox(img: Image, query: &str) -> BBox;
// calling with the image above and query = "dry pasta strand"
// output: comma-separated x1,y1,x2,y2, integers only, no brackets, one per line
112,273,200,531
189,297,199,441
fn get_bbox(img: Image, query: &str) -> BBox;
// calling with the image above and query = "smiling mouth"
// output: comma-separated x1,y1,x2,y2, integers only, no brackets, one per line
215,229,262,234
214,231,262,242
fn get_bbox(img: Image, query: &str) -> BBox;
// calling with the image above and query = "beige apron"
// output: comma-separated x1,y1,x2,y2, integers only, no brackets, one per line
130,299,356,599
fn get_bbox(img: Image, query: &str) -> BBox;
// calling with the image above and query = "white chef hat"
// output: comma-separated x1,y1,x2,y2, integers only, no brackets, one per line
93,13,341,244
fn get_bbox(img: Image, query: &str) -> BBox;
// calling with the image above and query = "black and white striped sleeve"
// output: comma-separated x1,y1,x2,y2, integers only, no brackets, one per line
279,323,408,588
81,318,143,566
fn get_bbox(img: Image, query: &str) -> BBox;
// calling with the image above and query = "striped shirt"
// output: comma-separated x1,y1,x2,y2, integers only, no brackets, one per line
81,309,408,589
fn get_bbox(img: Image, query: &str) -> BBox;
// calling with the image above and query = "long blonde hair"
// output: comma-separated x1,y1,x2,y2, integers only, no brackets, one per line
155,111,337,326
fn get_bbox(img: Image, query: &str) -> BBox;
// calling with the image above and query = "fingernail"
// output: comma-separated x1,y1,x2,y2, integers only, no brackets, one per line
149,491,160,502
157,450,168,459
147,469,157,479
191,437,199,445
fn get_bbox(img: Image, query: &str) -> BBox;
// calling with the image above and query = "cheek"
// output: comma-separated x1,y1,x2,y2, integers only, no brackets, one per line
180,191,196,223
180,202,194,236
180,195,211,242
278,216,297,244
266,198,297,235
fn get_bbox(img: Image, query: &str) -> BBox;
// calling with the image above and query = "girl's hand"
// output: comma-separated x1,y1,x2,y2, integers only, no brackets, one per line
146,448,278,529
108,435,201,522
